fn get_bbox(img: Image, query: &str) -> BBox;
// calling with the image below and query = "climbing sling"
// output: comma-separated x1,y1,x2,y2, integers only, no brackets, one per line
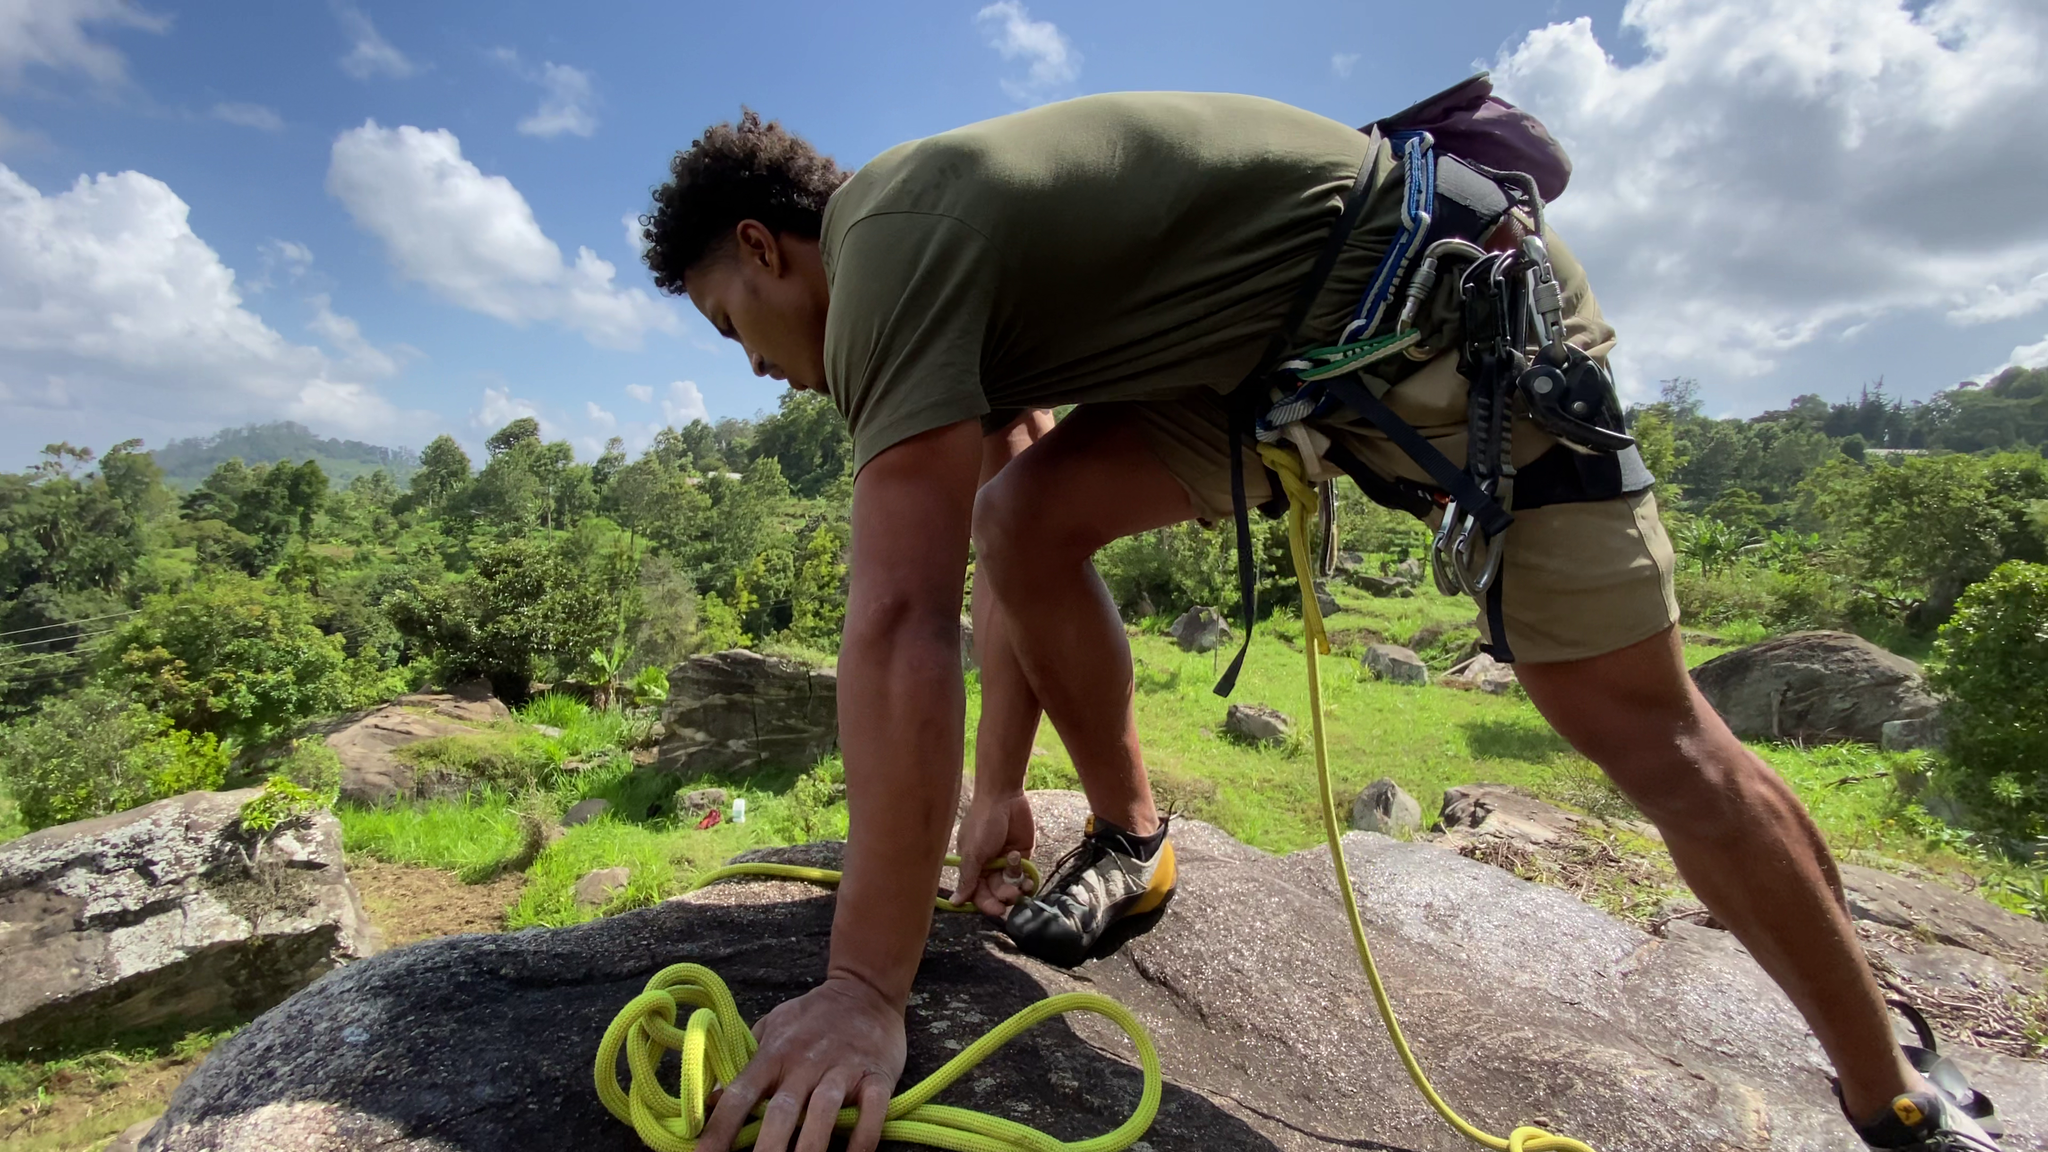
1213,73,1649,693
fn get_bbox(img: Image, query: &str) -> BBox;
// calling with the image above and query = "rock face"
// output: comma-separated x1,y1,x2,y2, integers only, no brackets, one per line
324,704,490,807
1169,606,1231,653
1840,864,2048,971
561,798,611,827
1363,643,1430,686
573,867,631,908
1350,778,1421,836
1691,631,1939,744
0,790,376,1057
140,790,2048,1152
1222,703,1291,747
657,650,838,777
1313,583,1341,618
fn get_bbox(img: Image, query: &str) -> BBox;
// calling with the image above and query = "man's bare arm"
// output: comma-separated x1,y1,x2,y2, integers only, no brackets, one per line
695,417,982,1152
831,417,983,1004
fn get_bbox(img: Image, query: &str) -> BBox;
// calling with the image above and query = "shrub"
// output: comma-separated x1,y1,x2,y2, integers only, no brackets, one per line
0,687,230,831
105,573,351,746
1928,561,2048,844
628,664,670,707
238,773,330,837
271,738,343,797
396,731,560,791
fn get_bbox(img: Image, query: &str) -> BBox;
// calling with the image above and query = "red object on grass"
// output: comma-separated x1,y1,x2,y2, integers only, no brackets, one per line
696,809,722,831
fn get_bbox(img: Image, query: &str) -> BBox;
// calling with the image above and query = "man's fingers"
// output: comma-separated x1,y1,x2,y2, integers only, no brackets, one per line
697,1066,768,1152
793,1070,854,1152
845,1074,894,1152
752,1083,811,1152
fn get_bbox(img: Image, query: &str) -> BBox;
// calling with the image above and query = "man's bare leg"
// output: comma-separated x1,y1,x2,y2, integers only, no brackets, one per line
970,411,1057,802
973,405,1196,837
1517,626,1917,1122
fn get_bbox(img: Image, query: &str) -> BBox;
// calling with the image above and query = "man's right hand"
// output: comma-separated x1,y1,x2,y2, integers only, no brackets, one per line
693,976,907,1152
953,790,1038,917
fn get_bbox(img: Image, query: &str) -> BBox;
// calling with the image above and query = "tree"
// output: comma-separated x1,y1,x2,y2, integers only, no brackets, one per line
412,435,473,507
753,390,853,498
104,574,352,746
486,417,542,456
386,530,631,699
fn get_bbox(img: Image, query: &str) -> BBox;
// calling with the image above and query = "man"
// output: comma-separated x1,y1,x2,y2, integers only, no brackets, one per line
637,96,2000,1152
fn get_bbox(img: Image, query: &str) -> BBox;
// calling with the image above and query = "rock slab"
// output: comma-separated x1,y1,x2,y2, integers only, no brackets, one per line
657,650,838,777
324,705,491,807
1222,703,1292,747
0,790,376,1057
1363,643,1430,686
139,792,2048,1151
1691,631,1938,744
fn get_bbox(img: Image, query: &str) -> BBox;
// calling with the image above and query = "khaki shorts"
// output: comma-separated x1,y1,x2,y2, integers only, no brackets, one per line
1118,372,1680,666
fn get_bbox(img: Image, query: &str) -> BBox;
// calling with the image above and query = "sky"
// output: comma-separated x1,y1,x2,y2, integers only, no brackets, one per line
1,0,2045,469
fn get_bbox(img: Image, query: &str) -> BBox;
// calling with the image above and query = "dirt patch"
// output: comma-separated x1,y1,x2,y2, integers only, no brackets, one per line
348,857,524,947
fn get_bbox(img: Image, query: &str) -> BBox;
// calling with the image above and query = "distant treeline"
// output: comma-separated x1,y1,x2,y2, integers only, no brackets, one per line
153,422,420,488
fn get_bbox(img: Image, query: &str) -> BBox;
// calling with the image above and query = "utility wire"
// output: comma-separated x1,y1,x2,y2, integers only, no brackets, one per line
0,610,138,640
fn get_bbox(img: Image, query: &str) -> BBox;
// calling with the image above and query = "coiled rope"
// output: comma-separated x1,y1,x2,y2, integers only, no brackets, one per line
595,857,1164,1152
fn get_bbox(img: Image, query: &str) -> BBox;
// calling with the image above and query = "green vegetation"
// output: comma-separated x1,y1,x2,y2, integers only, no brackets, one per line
1929,561,2048,844
2,370,2045,923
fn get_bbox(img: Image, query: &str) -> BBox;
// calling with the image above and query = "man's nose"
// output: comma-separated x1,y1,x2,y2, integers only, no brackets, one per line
749,352,768,377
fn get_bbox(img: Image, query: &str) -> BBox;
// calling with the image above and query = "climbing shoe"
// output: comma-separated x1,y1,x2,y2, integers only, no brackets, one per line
1004,815,1175,968
1847,1001,2004,1150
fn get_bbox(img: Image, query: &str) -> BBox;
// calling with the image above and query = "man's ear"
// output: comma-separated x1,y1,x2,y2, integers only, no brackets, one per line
733,220,782,275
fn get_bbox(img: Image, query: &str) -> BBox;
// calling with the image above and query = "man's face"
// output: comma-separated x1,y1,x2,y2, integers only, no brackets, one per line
685,222,829,394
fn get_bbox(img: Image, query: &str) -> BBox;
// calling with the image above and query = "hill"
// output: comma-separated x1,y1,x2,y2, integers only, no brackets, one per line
151,422,418,488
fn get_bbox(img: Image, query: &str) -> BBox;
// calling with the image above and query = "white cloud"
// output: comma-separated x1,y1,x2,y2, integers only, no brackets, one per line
0,162,413,452
306,292,400,378
975,1,1080,104
327,121,677,348
585,400,616,429
0,0,168,90
211,102,282,131
0,113,44,154
1492,0,2048,393
1331,52,1359,79
334,1,415,80
661,379,707,426
624,383,653,403
518,62,596,138
472,386,541,433
2009,335,2048,371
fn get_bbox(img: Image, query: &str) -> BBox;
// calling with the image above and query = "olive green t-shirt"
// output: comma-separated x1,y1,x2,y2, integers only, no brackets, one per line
820,91,1398,473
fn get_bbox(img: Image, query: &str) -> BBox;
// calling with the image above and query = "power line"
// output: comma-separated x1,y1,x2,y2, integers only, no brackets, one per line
0,609,138,640
0,630,121,671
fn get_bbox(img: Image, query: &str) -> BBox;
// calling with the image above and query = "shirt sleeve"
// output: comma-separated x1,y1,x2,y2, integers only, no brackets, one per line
824,212,999,475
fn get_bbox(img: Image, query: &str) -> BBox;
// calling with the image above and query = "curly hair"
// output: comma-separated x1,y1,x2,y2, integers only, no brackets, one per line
640,109,848,295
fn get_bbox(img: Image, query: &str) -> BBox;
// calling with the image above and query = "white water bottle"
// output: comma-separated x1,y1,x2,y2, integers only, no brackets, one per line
731,797,747,824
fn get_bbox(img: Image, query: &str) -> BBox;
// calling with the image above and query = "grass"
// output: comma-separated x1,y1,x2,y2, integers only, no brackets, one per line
0,1028,228,1152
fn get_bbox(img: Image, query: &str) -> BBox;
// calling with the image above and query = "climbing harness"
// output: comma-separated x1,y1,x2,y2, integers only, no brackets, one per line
1258,441,1596,1152
596,855,1167,1152
1214,75,1648,694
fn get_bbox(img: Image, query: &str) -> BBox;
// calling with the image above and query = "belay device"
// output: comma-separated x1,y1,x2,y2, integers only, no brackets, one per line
1212,73,1650,695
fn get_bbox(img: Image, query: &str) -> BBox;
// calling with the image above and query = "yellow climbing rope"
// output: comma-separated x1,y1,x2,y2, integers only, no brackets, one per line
598,453,1602,1152
1258,443,1595,1152
596,857,1164,1152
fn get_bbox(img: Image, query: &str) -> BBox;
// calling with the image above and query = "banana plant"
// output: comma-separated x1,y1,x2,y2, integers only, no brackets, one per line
587,641,630,711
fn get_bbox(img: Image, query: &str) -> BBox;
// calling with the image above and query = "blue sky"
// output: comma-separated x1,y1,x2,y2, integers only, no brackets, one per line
2,0,2044,468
